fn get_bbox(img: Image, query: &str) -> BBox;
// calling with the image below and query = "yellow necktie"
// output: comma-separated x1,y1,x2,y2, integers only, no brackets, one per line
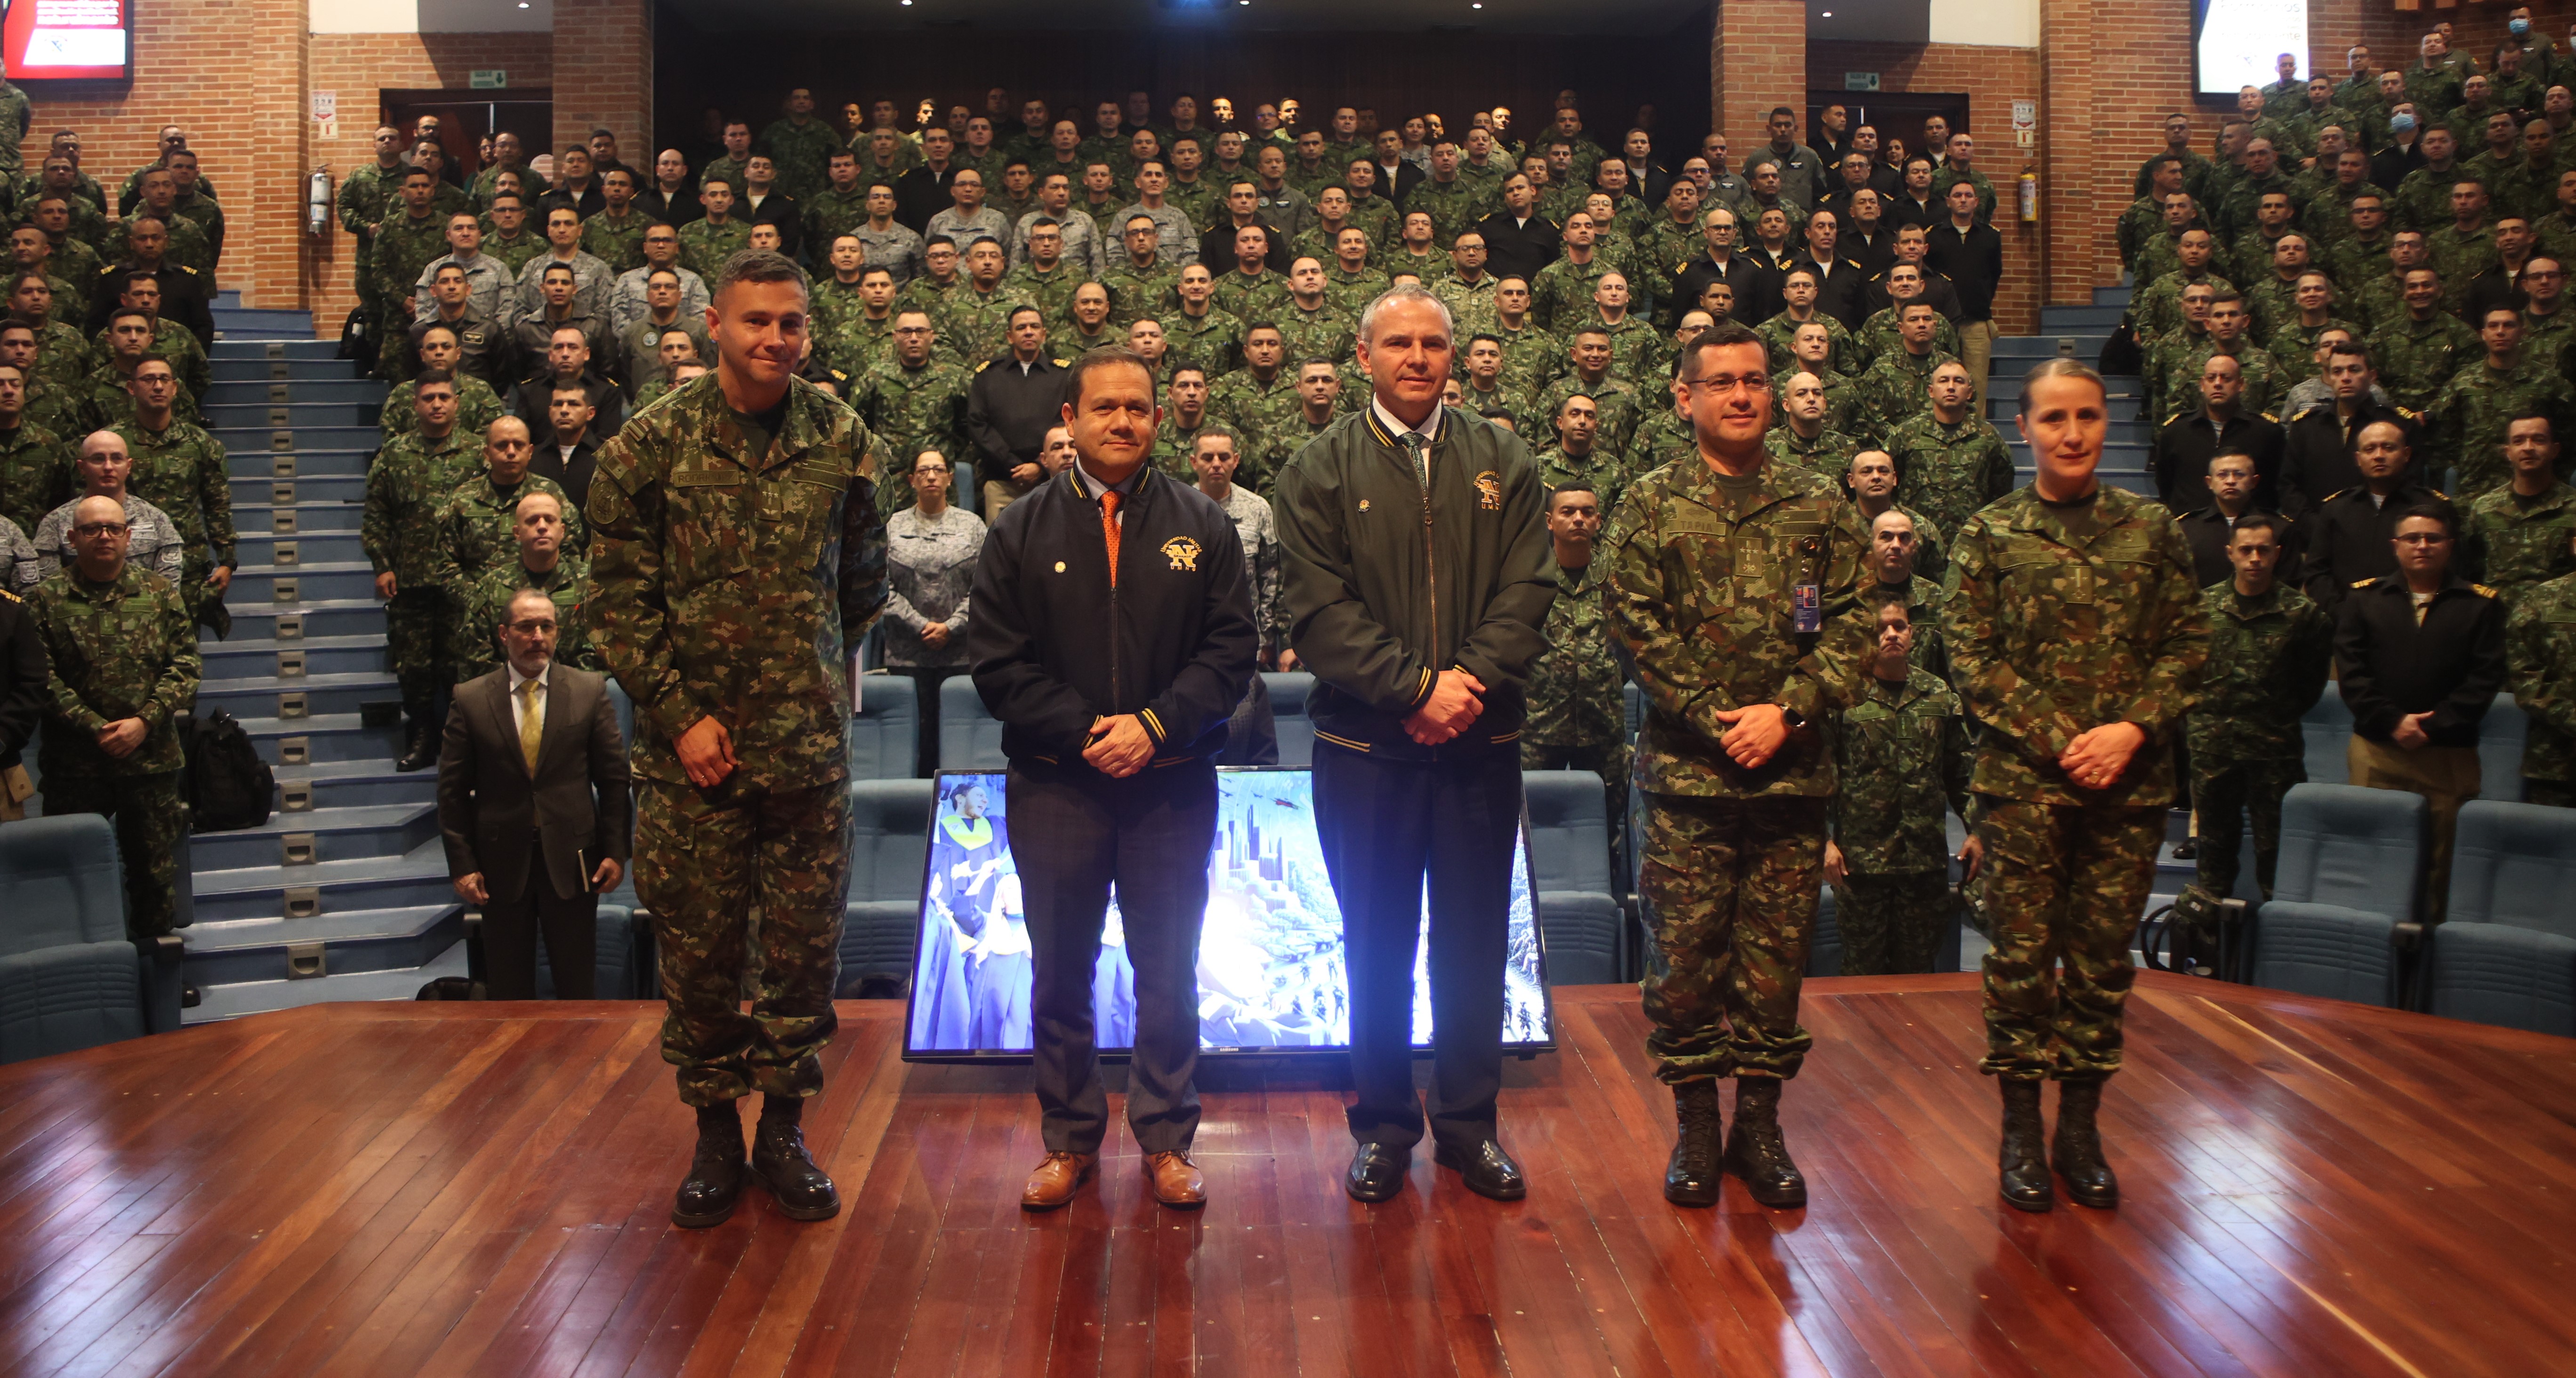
518,677,543,773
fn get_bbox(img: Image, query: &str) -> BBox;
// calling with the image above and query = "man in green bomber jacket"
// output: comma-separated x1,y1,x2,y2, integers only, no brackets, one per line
1273,284,1556,1207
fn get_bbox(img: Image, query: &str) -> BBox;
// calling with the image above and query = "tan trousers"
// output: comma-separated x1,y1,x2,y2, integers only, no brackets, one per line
983,478,1037,524
1959,318,1999,414
2347,736,2480,923
0,764,30,821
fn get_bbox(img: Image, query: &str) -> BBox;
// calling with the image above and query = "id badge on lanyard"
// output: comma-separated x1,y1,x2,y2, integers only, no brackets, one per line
1792,583,1821,633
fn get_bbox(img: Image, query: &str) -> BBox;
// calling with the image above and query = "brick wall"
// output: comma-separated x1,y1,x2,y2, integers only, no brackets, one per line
2036,0,2202,312
308,33,553,329
1712,0,1808,154
1808,40,2047,332
554,0,650,165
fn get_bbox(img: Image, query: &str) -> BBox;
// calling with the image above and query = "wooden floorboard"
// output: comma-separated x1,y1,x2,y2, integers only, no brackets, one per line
0,975,2569,1377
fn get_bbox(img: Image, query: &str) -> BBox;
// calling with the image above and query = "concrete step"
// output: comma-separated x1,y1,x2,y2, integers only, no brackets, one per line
209,338,338,362
2040,305,2125,331
184,932,467,1023
183,904,461,993
235,501,363,533
211,358,367,386
231,451,373,481
189,799,440,872
212,308,321,341
188,832,458,923
197,669,400,720
227,474,365,508
236,710,406,765
226,599,389,642
271,758,440,811
214,424,382,452
204,378,388,408
1987,372,2143,401
1993,335,2109,362
202,400,383,430
200,632,386,680
233,530,369,566
232,560,384,604
2092,284,2134,309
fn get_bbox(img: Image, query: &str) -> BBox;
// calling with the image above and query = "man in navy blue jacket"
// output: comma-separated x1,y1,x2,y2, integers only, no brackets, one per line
967,347,1258,1214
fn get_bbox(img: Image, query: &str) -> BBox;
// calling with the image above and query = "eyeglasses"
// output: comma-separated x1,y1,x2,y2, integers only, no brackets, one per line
73,522,129,536
1677,373,1769,394
506,619,559,634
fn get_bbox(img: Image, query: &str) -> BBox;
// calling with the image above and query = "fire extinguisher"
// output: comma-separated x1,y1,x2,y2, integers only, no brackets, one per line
2018,167,2039,223
307,168,332,235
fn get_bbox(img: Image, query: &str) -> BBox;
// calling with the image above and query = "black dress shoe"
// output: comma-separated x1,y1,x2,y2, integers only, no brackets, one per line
1345,1143,1409,1202
1434,1139,1527,1201
2170,840,2198,860
672,1111,748,1229
752,1118,842,1221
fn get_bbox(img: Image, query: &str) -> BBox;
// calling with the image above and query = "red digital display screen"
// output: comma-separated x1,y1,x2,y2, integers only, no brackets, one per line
3,0,132,82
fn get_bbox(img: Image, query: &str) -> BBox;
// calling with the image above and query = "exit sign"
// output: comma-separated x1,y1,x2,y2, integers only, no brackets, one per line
1845,72,1880,91
470,70,508,89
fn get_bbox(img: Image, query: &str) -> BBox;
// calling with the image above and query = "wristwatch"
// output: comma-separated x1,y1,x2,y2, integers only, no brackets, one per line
1778,706,1806,731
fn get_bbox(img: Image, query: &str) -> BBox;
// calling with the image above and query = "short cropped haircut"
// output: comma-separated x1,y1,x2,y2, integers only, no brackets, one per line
712,249,809,302
1065,346,1155,405
1357,283,1453,345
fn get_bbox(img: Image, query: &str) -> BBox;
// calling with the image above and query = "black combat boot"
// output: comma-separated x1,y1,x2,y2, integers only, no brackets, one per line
1663,1080,1723,1207
394,698,437,772
1721,1077,1807,1209
2052,1077,2120,1209
751,1095,841,1221
1998,1078,2053,1213
671,1101,748,1228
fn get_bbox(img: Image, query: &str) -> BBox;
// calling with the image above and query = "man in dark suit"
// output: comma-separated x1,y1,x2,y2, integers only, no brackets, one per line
437,587,632,999
968,347,1258,1214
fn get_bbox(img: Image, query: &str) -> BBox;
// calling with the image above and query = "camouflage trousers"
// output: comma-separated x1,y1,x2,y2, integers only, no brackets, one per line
636,778,851,1107
1973,798,2165,1082
43,771,186,938
383,587,451,708
2193,754,2304,900
1831,870,1955,976
1638,794,1823,1083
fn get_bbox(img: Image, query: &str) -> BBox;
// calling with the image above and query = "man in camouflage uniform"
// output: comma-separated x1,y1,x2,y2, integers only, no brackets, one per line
2167,291,2280,417
113,356,228,630
760,90,844,202
1605,321,1871,1210
1522,482,1629,835
364,372,481,768
0,362,70,534
2464,412,2576,604
579,169,653,276
1765,369,1861,479
2429,307,2576,498
1531,391,1617,496
1944,359,2209,1213
587,250,887,1230
2187,512,2330,901
382,323,505,437
852,310,968,515
2370,266,2478,413
451,488,593,680
1005,220,1087,327
1826,593,1971,975
936,237,1032,362
31,492,199,937
1850,302,1959,445
436,415,582,601
677,177,754,279
1885,358,2015,538
2505,533,2576,806
816,262,901,380
369,169,458,377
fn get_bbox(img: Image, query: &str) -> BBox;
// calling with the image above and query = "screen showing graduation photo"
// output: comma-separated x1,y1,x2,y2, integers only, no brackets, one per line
904,769,1553,1058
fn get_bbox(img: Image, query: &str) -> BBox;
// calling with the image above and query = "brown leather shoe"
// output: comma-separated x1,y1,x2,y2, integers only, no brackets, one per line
1021,1151,1098,1211
1144,1151,1206,1209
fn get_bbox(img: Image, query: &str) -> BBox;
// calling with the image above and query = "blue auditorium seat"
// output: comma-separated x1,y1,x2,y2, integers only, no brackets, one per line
2244,784,2425,1007
2476,694,2528,802
2425,802,2576,1035
1807,884,1843,978
2301,683,2352,786
848,674,923,779
1523,770,1625,984
840,778,935,994
531,904,655,999
938,675,1008,770
0,815,150,1062
1262,671,1314,766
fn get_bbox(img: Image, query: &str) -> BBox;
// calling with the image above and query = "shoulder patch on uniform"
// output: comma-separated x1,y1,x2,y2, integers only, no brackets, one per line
2473,583,2500,598
2260,411,2277,422
0,588,17,604
974,360,990,372
2353,577,2376,588
2399,407,2420,420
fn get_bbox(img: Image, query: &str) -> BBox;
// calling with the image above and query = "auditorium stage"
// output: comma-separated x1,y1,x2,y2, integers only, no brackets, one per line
1,977,2569,1377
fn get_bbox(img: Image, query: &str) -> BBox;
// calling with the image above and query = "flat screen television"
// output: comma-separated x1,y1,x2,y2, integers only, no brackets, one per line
2191,0,2309,100
902,767,1554,1061
3,0,134,83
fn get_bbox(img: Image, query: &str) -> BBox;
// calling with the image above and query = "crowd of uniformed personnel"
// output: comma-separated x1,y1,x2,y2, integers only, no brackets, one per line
0,33,2573,1161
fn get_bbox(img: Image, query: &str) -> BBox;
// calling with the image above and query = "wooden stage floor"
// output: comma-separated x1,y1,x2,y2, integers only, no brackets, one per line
2,975,2571,1377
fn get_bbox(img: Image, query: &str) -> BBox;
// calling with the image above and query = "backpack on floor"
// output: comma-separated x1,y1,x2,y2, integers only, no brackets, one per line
181,710,275,832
